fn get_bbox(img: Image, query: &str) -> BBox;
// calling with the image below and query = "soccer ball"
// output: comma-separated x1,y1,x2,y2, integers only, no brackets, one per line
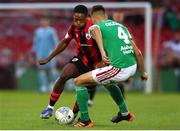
55,106,74,124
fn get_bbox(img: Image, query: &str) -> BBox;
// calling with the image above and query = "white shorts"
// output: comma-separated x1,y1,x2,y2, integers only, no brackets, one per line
92,64,137,85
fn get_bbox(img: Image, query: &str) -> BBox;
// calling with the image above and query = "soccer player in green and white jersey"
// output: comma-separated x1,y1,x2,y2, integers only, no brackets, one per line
73,5,148,127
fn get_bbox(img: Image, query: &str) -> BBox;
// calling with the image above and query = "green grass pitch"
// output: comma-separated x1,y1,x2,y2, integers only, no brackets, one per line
0,90,180,130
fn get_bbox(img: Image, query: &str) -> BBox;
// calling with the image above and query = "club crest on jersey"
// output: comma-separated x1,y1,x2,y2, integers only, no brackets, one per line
86,33,91,39
72,58,78,62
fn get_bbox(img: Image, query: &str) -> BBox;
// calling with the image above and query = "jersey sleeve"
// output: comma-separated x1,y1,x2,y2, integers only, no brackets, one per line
88,24,100,39
63,24,73,42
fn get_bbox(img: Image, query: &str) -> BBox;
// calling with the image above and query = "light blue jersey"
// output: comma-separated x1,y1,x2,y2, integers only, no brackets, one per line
32,26,58,68
32,26,59,92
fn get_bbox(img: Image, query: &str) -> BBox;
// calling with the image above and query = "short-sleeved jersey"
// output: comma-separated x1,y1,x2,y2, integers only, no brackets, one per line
92,19,136,68
63,18,101,69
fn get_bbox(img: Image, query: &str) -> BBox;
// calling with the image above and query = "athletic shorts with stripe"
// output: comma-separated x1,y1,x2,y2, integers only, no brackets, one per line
92,64,137,85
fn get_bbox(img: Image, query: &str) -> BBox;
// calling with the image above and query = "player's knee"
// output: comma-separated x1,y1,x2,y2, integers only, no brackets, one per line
74,78,81,86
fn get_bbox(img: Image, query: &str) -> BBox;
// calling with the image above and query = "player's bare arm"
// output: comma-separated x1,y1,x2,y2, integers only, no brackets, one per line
91,27,110,65
38,39,70,65
131,40,148,80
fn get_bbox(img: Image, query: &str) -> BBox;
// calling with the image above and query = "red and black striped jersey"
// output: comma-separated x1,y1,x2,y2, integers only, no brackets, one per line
63,18,101,69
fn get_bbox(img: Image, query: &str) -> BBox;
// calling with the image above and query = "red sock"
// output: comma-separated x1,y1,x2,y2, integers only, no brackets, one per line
73,100,79,114
49,92,60,106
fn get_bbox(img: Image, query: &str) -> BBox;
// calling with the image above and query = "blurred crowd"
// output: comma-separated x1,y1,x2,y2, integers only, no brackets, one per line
0,0,179,91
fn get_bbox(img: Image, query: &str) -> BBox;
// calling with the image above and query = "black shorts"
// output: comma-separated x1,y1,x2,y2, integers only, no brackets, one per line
69,56,93,74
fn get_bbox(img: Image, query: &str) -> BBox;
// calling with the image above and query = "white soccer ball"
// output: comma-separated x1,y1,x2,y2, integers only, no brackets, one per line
55,106,74,124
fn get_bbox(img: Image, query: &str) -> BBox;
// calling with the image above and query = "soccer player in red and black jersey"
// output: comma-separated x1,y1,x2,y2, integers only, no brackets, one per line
38,5,101,119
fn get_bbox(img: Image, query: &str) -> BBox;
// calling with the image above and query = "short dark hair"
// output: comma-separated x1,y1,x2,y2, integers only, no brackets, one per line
73,5,88,16
91,5,105,15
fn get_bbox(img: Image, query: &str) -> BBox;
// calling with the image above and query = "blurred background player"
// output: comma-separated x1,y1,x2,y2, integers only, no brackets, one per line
112,11,124,24
38,5,101,119
162,30,180,68
73,5,148,127
31,17,59,92
162,30,180,91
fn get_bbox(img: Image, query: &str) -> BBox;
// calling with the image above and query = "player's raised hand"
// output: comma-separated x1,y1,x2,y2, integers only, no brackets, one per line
37,58,49,65
141,72,148,80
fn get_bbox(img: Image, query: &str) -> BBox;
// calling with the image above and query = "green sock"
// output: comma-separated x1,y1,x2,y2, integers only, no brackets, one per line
106,84,129,113
75,86,90,122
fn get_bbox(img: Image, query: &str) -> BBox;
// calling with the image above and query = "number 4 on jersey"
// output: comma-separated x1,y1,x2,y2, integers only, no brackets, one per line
118,27,130,44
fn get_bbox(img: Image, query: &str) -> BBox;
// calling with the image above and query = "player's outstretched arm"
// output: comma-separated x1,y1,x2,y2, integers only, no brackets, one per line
131,40,148,80
90,26,110,65
38,39,69,65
